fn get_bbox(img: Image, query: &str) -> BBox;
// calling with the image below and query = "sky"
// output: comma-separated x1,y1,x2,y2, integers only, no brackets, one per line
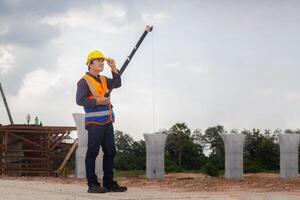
0,0,300,140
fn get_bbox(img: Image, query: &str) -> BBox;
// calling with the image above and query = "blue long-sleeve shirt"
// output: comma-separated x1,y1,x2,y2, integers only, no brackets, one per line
76,71,121,108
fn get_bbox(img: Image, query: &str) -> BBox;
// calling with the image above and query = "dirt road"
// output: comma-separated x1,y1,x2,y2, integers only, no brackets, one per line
0,173,299,200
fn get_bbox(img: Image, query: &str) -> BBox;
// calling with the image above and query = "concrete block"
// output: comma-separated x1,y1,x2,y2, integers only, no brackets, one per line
278,133,300,179
72,113,88,146
221,133,246,179
75,149,103,178
143,133,167,179
72,113,103,178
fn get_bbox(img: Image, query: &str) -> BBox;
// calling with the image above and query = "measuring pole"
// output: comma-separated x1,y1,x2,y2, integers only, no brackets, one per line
105,25,153,97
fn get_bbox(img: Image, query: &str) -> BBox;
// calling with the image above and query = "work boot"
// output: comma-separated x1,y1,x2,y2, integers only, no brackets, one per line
104,181,127,192
87,184,107,193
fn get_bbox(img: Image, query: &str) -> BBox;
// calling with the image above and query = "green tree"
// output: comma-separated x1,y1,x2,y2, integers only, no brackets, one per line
114,130,146,170
200,125,224,170
165,123,206,170
131,140,146,169
166,123,191,168
243,129,279,172
115,130,134,154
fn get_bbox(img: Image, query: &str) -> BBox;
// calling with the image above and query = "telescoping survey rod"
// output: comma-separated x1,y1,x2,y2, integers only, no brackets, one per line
105,25,153,97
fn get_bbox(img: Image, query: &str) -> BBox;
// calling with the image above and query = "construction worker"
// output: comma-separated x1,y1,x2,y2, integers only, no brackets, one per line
76,50,127,193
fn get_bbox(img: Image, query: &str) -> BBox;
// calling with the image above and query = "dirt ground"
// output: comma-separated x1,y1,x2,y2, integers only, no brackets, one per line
0,173,300,200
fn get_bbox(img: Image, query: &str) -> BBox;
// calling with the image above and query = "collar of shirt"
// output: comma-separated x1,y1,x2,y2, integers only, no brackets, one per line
86,72,101,83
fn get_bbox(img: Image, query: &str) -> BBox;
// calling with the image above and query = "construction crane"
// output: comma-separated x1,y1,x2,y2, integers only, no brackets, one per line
0,82,14,124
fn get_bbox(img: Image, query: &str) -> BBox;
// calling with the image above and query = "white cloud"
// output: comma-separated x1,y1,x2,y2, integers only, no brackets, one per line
190,64,211,74
285,92,300,102
165,61,180,69
142,11,169,25
257,88,275,96
0,24,9,35
8,67,78,126
0,45,14,75
41,2,137,33
165,61,211,75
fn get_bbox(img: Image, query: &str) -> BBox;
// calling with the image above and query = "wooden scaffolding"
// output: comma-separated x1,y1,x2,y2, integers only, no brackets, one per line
0,124,76,176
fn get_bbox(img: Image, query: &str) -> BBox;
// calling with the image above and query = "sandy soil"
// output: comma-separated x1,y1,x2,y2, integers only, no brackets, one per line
0,173,300,200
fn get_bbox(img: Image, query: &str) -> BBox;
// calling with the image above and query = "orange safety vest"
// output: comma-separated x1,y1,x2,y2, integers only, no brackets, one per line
83,74,114,125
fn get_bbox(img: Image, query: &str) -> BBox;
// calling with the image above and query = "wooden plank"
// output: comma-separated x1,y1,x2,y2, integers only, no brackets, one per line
9,132,46,150
4,131,8,148
6,149,48,152
5,167,50,170
3,131,7,175
9,130,48,134
5,156,48,161
50,134,66,150
50,134,62,146
5,135,42,146
0,133,3,175
0,125,75,130
50,132,70,151
47,131,50,176
5,169,51,173
57,139,78,173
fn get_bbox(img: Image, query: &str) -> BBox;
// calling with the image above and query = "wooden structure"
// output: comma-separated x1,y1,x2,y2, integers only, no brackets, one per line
0,124,76,176
57,139,78,176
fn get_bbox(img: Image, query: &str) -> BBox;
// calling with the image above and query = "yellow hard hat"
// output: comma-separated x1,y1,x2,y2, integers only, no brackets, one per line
86,50,107,66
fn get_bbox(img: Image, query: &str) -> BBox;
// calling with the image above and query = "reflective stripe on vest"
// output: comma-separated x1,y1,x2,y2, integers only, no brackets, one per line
83,76,99,98
83,74,114,125
85,110,110,117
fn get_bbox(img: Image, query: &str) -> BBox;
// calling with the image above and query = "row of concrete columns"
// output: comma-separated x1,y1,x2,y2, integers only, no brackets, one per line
73,114,299,180
222,133,300,179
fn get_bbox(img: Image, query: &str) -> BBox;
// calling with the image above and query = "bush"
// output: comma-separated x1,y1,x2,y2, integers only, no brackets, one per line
201,162,219,177
244,160,265,173
114,153,136,170
165,157,183,172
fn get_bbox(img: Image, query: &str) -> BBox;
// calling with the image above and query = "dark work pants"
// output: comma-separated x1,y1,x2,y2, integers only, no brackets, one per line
85,123,116,187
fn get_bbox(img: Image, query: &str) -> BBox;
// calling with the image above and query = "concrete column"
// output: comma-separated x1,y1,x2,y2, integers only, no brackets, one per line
72,113,103,178
143,133,167,179
278,133,300,179
221,133,246,179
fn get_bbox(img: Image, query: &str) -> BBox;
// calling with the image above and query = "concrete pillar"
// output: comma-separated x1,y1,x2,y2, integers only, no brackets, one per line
143,133,167,179
72,113,103,178
221,133,246,179
278,133,300,179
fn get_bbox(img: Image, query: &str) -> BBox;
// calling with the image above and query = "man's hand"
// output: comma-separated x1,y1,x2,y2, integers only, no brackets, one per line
96,97,110,105
106,58,118,74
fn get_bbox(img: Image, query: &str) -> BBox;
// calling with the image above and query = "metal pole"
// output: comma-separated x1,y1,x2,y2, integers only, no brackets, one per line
0,82,14,124
105,25,153,97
